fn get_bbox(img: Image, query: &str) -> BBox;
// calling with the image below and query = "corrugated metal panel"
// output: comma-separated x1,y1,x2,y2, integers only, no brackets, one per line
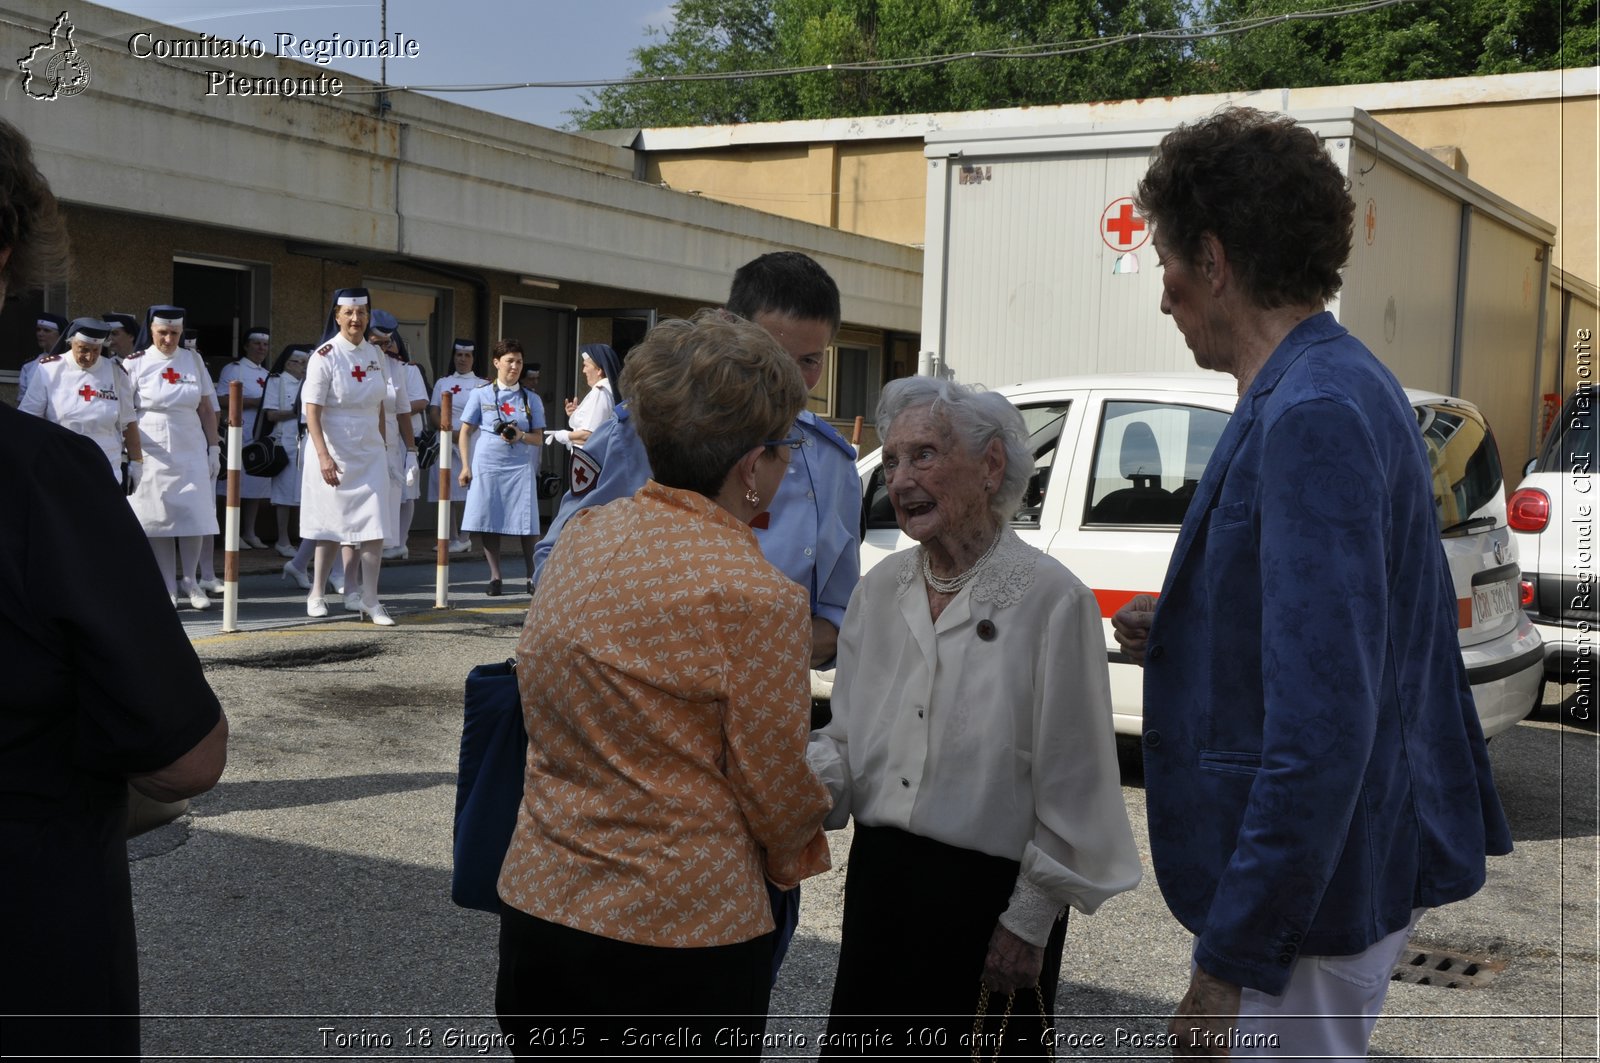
1457,213,1546,472
1338,145,1460,395
933,151,1190,389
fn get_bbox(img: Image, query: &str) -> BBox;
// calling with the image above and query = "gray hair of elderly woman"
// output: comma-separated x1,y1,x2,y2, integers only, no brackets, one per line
876,376,1033,522
622,308,808,499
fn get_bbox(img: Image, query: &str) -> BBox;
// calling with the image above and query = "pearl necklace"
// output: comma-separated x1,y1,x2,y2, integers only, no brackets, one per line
921,530,1003,595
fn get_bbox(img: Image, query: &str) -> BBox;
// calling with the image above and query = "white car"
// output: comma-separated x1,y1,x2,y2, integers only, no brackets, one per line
827,373,1543,739
1508,389,1598,678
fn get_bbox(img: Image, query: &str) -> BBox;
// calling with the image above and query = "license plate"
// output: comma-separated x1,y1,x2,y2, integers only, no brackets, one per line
1472,580,1517,626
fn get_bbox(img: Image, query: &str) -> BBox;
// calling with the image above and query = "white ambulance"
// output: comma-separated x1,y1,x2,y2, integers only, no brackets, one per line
836,373,1543,739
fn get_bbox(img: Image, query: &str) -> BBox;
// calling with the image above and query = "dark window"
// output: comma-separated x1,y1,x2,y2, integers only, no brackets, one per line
1415,402,1504,533
1534,388,1596,476
1084,401,1228,527
173,260,252,371
1011,404,1071,529
861,401,1071,534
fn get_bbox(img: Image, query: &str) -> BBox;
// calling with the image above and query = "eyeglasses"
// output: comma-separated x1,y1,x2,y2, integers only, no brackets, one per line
763,436,804,451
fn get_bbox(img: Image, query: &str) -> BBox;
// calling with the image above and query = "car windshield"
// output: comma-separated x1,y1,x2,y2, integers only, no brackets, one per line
1415,402,1504,534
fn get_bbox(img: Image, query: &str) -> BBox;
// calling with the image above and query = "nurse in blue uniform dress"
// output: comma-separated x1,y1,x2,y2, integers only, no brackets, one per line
458,339,544,595
299,288,396,625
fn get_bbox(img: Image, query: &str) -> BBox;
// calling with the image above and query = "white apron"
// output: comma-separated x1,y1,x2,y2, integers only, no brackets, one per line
216,358,273,499
126,347,219,536
427,371,486,502
299,335,393,544
382,353,409,547
263,374,303,507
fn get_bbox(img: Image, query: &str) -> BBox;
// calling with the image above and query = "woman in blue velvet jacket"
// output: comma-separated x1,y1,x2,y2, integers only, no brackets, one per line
1112,107,1511,1060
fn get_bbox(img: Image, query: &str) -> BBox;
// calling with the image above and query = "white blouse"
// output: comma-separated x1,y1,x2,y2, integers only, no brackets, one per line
261,374,303,446
809,529,1141,944
548,377,614,450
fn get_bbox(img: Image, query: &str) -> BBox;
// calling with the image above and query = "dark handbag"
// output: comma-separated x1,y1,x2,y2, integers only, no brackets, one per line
537,469,563,500
240,381,291,477
452,658,528,912
416,427,440,470
241,438,289,478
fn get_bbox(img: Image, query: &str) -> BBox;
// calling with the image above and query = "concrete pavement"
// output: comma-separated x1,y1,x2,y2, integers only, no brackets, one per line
127,603,1598,1059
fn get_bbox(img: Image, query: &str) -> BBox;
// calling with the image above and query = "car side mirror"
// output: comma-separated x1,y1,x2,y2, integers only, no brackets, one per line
1523,457,1537,477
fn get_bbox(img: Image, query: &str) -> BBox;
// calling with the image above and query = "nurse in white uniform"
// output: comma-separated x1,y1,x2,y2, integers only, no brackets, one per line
15,311,66,408
367,310,421,559
125,305,221,610
215,326,274,549
299,288,395,625
18,318,142,487
263,344,311,577
544,343,619,451
427,338,487,553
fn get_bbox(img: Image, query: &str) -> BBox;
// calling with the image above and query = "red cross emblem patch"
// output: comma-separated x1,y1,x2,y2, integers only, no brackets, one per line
499,401,515,416
78,384,97,402
160,367,182,384
570,448,602,497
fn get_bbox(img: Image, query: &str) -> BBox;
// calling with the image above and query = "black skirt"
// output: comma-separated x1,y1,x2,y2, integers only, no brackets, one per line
496,905,775,1059
824,823,1069,1059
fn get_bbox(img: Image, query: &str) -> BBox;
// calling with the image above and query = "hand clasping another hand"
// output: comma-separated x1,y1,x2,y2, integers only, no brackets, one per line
1111,593,1158,665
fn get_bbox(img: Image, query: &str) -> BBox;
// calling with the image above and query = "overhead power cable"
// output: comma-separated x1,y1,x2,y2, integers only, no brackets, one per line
340,0,1419,96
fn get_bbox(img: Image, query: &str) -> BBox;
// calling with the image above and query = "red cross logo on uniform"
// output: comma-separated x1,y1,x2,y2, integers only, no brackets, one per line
1100,197,1149,251
351,366,367,382
499,401,515,416
570,449,601,496
449,384,463,395
78,384,97,402
160,367,182,384
257,376,267,388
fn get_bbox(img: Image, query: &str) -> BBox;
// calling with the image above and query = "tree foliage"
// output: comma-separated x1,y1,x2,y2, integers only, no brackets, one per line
570,0,1596,129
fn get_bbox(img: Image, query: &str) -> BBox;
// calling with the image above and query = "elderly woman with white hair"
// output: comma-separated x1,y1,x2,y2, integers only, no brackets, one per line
810,376,1141,1056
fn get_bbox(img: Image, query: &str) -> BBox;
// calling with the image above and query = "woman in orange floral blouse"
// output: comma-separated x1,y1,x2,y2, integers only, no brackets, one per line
497,310,832,1056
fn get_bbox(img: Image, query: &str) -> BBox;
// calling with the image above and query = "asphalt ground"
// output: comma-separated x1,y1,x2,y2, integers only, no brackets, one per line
128,596,1598,1061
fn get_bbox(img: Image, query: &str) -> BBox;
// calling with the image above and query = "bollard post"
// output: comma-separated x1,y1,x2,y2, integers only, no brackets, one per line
435,391,452,608
222,380,242,633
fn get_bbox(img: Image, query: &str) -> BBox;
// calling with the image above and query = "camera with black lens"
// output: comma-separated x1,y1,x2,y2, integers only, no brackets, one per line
493,420,520,442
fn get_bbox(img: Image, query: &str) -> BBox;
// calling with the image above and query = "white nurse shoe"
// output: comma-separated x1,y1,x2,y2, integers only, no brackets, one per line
178,578,211,610
361,602,397,627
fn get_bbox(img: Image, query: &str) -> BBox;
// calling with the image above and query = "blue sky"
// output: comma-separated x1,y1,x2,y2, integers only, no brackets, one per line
97,1,677,130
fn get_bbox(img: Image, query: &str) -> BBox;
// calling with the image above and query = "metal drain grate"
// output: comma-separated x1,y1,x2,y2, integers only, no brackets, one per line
1390,947,1504,989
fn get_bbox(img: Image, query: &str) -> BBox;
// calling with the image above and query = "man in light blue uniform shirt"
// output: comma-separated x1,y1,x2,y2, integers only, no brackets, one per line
534,251,860,669
530,252,862,980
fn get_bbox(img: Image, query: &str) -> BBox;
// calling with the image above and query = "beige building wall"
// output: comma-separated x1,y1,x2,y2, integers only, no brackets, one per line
1378,95,1597,296
648,145,839,229
836,144,929,244
630,70,1598,293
